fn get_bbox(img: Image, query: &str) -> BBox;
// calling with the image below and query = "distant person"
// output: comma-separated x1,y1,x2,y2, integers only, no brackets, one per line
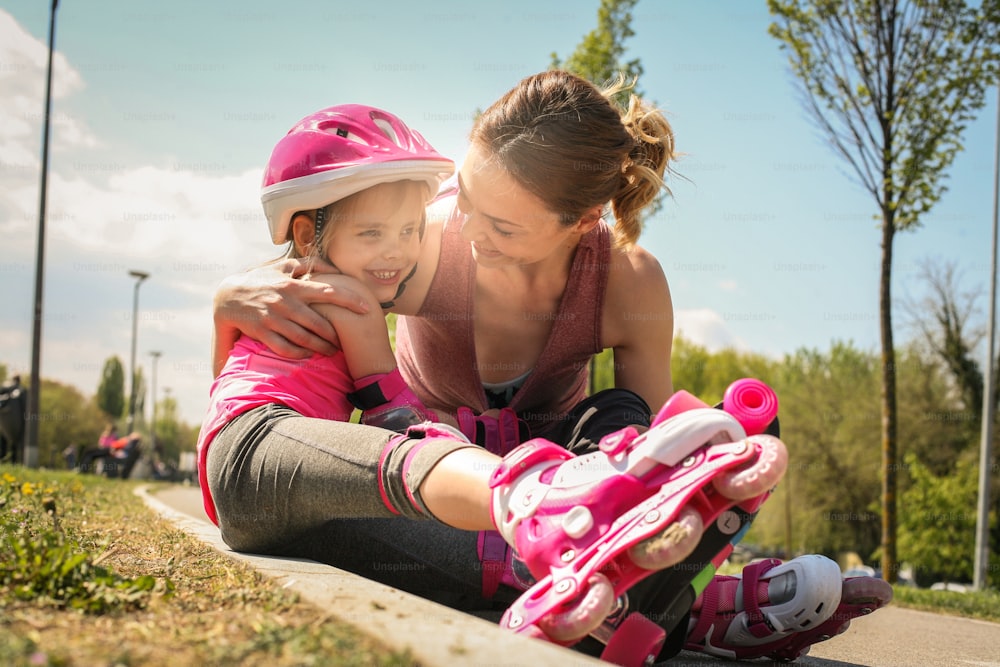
0,374,26,463
63,443,78,470
106,431,142,479
78,423,118,474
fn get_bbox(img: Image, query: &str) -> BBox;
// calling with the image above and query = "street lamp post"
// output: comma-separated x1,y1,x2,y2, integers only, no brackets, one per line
126,270,150,432
24,0,61,468
974,82,1000,591
149,350,161,454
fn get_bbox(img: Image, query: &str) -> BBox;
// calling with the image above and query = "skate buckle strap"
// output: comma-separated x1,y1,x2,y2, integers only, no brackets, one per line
456,407,479,444
488,440,573,488
348,369,409,409
598,426,641,456
477,530,508,599
688,577,726,643
496,408,527,455
744,558,782,638
456,407,528,455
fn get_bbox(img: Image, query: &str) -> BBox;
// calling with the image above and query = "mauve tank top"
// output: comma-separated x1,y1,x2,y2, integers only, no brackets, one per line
395,194,610,437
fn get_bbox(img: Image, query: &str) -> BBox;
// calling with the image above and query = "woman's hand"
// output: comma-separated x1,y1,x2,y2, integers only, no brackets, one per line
212,258,371,374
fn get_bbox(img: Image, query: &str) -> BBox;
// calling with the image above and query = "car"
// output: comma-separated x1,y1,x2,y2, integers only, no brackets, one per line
930,582,970,593
842,565,876,578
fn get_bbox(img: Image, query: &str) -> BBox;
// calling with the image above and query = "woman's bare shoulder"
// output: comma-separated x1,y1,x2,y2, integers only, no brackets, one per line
603,243,672,341
606,243,669,294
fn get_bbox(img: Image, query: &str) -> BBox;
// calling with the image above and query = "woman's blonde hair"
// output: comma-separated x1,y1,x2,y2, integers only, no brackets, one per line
470,70,676,248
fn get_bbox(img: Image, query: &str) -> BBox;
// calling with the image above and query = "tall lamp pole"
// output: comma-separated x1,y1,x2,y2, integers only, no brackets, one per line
974,82,1000,591
149,350,161,453
126,270,150,432
25,0,61,468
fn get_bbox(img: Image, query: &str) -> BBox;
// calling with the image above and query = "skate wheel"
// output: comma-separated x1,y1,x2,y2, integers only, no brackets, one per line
600,613,666,667
627,506,703,570
712,434,788,500
842,574,894,609
536,573,616,642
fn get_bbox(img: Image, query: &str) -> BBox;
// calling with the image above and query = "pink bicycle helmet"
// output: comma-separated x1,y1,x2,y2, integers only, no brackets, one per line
261,104,454,244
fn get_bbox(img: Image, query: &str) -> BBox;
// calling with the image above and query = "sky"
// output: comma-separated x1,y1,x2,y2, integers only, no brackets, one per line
0,0,996,427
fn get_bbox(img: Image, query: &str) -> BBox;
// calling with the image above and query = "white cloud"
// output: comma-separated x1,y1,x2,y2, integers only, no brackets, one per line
0,10,275,425
0,10,93,149
674,308,748,352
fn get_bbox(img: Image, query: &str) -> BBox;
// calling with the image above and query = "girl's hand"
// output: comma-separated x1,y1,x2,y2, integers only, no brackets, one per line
213,257,370,363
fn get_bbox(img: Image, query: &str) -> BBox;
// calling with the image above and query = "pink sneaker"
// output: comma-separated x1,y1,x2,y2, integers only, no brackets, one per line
685,555,893,661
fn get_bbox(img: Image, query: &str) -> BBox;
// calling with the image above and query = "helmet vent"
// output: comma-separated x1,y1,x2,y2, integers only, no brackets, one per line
373,117,401,146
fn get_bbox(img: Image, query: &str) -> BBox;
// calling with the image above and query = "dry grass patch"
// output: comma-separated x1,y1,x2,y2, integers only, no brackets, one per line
0,465,416,667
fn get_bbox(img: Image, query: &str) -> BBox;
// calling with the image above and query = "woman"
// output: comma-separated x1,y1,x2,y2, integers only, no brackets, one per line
212,70,890,662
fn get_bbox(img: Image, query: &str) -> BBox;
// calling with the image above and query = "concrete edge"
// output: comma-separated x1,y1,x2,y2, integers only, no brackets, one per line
135,485,605,667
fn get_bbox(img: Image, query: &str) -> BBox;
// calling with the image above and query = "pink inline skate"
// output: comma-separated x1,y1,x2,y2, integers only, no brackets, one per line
684,555,893,661
489,379,787,665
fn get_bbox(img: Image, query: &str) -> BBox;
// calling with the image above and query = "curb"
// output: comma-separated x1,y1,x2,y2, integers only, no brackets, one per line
136,485,605,667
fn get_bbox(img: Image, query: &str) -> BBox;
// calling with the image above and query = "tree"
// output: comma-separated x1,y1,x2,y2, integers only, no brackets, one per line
763,342,884,558
550,0,643,103
36,378,106,468
898,453,980,585
671,337,778,402
767,0,1000,583
96,356,125,421
902,259,1000,566
903,259,987,425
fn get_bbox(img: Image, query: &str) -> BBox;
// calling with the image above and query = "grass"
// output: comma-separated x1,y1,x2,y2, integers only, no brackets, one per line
891,584,1000,624
0,464,417,667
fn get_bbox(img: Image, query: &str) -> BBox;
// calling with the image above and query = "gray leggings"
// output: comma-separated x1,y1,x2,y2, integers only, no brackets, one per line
206,390,658,614
205,404,494,608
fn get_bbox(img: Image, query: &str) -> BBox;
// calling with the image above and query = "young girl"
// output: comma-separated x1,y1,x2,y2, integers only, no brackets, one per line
197,104,457,524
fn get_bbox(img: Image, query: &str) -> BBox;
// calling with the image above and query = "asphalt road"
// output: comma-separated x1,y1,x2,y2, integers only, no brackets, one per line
153,484,1000,667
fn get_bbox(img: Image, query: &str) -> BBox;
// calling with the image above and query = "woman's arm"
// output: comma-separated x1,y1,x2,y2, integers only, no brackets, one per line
211,258,371,376
603,245,675,413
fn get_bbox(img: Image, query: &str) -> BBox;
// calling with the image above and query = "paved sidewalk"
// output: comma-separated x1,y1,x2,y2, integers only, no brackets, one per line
137,484,604,667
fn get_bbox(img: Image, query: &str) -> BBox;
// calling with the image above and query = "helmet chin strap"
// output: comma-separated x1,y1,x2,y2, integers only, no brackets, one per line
316,205,416,310
380,263,417,310
314,206,327,241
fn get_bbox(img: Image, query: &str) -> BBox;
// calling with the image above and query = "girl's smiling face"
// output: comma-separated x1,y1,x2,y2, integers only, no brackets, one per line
321,181,427,304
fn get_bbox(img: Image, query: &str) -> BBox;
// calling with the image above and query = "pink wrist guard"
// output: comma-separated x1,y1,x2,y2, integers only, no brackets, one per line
349,369,434,433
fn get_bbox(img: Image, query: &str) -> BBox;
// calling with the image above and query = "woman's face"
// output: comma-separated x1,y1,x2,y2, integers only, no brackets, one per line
457,145,580,268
